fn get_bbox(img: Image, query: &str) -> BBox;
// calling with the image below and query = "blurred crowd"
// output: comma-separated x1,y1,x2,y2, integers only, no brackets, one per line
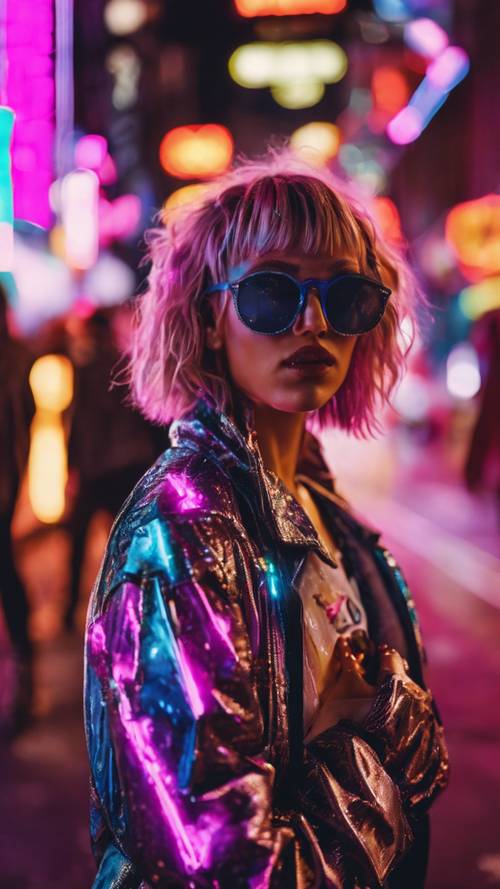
1,283,500,738
0,287,168,736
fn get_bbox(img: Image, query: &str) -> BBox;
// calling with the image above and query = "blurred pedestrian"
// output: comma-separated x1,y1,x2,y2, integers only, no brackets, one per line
0,283,35,731
65,308,166,629
464,309,500,523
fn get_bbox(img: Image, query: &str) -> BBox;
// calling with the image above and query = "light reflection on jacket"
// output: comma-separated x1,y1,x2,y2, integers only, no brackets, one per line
85,396,448,889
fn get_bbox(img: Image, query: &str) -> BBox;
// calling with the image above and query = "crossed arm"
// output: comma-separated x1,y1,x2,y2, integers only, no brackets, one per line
86,525,448,889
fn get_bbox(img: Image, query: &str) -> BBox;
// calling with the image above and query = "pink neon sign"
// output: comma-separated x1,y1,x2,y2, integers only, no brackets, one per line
2,0,54,227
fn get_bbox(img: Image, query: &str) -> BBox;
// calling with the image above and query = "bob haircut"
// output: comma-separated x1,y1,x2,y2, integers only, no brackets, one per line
130,147,424,437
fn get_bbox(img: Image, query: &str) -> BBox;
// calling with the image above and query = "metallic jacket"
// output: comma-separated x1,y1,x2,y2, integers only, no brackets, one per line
85,396,449,889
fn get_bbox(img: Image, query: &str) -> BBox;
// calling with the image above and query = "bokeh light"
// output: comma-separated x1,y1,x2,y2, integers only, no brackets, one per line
373,0,410,21
290,122,341,166
99,193,142,246
272,80,325,109
404,18,449,59
162,183,210,216
84,252,136,306
74,134,108,171
371,66,410,115
446,343,481,400
229,41,347,107
445,195,500,275
0,107,15,271
159,125,234,179
393,373,430,422
29,354,73,413
4,0,54,227
106,45,141,111
28,355,74,524
103,0,148,35
61,170,99,270
338,144,387,194
373,196,403,243
427,46,470,91
11,237,73,332
234,0,346,15
387,105,423,144
458,278,500,322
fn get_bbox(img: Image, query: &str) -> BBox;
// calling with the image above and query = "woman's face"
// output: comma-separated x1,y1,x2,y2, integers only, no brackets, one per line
210,251,359,415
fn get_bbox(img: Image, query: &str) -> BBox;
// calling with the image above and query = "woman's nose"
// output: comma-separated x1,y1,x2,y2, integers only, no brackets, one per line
292,287,328,336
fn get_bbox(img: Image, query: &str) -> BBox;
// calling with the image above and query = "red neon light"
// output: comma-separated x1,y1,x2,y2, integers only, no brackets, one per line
371,67,410,116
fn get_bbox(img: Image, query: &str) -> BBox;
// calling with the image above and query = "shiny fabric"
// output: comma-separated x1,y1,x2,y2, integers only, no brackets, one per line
84,395,448,889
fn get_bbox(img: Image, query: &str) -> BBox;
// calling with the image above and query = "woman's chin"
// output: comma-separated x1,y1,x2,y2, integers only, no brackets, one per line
259,390,335,414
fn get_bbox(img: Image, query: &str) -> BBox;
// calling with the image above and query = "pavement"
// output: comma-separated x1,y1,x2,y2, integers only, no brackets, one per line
0,432,499,889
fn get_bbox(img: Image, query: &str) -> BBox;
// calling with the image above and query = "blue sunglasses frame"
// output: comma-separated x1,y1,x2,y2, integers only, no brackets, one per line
206,269,392,336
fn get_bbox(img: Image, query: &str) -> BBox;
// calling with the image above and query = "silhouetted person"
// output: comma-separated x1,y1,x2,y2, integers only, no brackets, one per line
65,309,167,628
465,308,500,524
0,284,35,730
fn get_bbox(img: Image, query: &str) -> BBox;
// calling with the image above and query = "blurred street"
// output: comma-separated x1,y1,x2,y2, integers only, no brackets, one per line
0,435,499,889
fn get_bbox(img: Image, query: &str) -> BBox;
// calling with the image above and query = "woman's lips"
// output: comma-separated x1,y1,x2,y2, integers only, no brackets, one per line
282,345,336,369
282,361,333,378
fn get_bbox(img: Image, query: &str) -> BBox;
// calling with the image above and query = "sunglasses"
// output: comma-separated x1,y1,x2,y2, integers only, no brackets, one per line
206,269,391,336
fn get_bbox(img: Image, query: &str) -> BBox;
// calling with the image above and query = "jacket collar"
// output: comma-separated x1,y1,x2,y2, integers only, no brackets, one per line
169,395,379,560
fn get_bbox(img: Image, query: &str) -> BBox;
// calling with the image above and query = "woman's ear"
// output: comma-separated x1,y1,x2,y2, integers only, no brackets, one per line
204,292,227,350
206,325,224,350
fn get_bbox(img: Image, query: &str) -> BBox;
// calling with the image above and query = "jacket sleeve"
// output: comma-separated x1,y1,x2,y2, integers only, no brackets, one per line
86,516,412,888
361,673,449,814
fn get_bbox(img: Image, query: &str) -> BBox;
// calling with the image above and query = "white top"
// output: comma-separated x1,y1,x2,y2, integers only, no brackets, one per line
298,550,373,742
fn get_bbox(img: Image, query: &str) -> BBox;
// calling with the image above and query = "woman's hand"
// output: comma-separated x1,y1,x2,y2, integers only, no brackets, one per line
362,644,450,811
306,636,377,741
320,635,377,705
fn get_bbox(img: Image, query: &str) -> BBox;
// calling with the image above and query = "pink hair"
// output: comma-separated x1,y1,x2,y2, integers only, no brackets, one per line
130,147,425,437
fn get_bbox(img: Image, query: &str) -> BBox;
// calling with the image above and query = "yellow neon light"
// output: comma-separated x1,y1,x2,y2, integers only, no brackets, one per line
162,184,210,218
272,80,324,109
229,40,347,90
458,276,500,321
290,121,341,164
28,355,73,524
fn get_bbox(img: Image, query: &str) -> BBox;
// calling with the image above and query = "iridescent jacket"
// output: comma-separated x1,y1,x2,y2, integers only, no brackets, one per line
85,396,448,889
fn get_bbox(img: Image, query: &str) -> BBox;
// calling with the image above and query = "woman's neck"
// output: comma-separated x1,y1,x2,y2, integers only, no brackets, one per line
252,402,306,496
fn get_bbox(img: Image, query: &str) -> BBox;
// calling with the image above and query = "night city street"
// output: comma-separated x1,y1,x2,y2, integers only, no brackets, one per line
1,0,500,886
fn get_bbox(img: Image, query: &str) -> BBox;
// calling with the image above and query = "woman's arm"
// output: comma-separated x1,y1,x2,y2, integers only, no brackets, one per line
86,517,413,888
361,647,449,813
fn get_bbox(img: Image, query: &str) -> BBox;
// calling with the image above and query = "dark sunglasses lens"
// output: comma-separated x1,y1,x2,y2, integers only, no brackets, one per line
236,273,300,334
325,277,387,334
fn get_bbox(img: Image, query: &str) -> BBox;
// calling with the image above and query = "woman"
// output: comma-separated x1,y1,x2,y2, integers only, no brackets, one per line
85,151,448,889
